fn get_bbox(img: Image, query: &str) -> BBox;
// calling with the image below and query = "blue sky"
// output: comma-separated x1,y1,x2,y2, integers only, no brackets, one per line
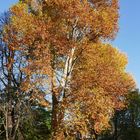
0,0,140,88
0,0,18,12
112,0,140,88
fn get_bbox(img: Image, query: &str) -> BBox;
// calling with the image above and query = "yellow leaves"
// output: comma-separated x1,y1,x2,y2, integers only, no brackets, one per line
9,0,120,65
71,42,135,133
10,2,37,38
10,2,28,17
30,0,119,39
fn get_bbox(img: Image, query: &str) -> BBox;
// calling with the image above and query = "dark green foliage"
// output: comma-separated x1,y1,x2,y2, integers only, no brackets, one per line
18,107,51,140
100,89,140,140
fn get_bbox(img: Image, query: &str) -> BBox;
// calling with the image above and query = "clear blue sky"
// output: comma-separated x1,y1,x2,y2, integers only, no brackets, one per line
0,0,140,88
113,0,140,88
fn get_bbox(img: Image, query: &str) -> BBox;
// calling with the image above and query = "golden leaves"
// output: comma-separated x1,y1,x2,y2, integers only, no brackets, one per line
70,42,135,133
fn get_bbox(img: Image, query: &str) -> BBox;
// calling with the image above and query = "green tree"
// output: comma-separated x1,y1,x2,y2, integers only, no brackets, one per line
100,89,140,140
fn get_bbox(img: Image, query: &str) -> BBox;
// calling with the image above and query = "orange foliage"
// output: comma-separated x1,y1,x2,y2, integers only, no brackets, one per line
5,0,135,139
69,43,135,133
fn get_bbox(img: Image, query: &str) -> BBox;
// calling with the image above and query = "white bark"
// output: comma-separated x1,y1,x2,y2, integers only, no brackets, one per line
59,47,75,101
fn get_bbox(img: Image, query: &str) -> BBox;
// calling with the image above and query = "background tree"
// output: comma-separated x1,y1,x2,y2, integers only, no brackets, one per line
99,89,140,140
0,11,50,140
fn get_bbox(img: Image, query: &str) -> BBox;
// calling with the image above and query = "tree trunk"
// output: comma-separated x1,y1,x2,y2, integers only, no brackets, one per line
51,92,65,140
113,112,119,140
51,48,76,140
6,50,16,140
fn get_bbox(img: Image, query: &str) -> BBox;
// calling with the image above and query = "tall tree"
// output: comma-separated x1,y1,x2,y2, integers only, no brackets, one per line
4,0,136,139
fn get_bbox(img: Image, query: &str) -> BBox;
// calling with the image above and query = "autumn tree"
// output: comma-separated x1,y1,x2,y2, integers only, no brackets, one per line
4,0,136,139
0,11,49,140
67,43,135,139
0,11,31,140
